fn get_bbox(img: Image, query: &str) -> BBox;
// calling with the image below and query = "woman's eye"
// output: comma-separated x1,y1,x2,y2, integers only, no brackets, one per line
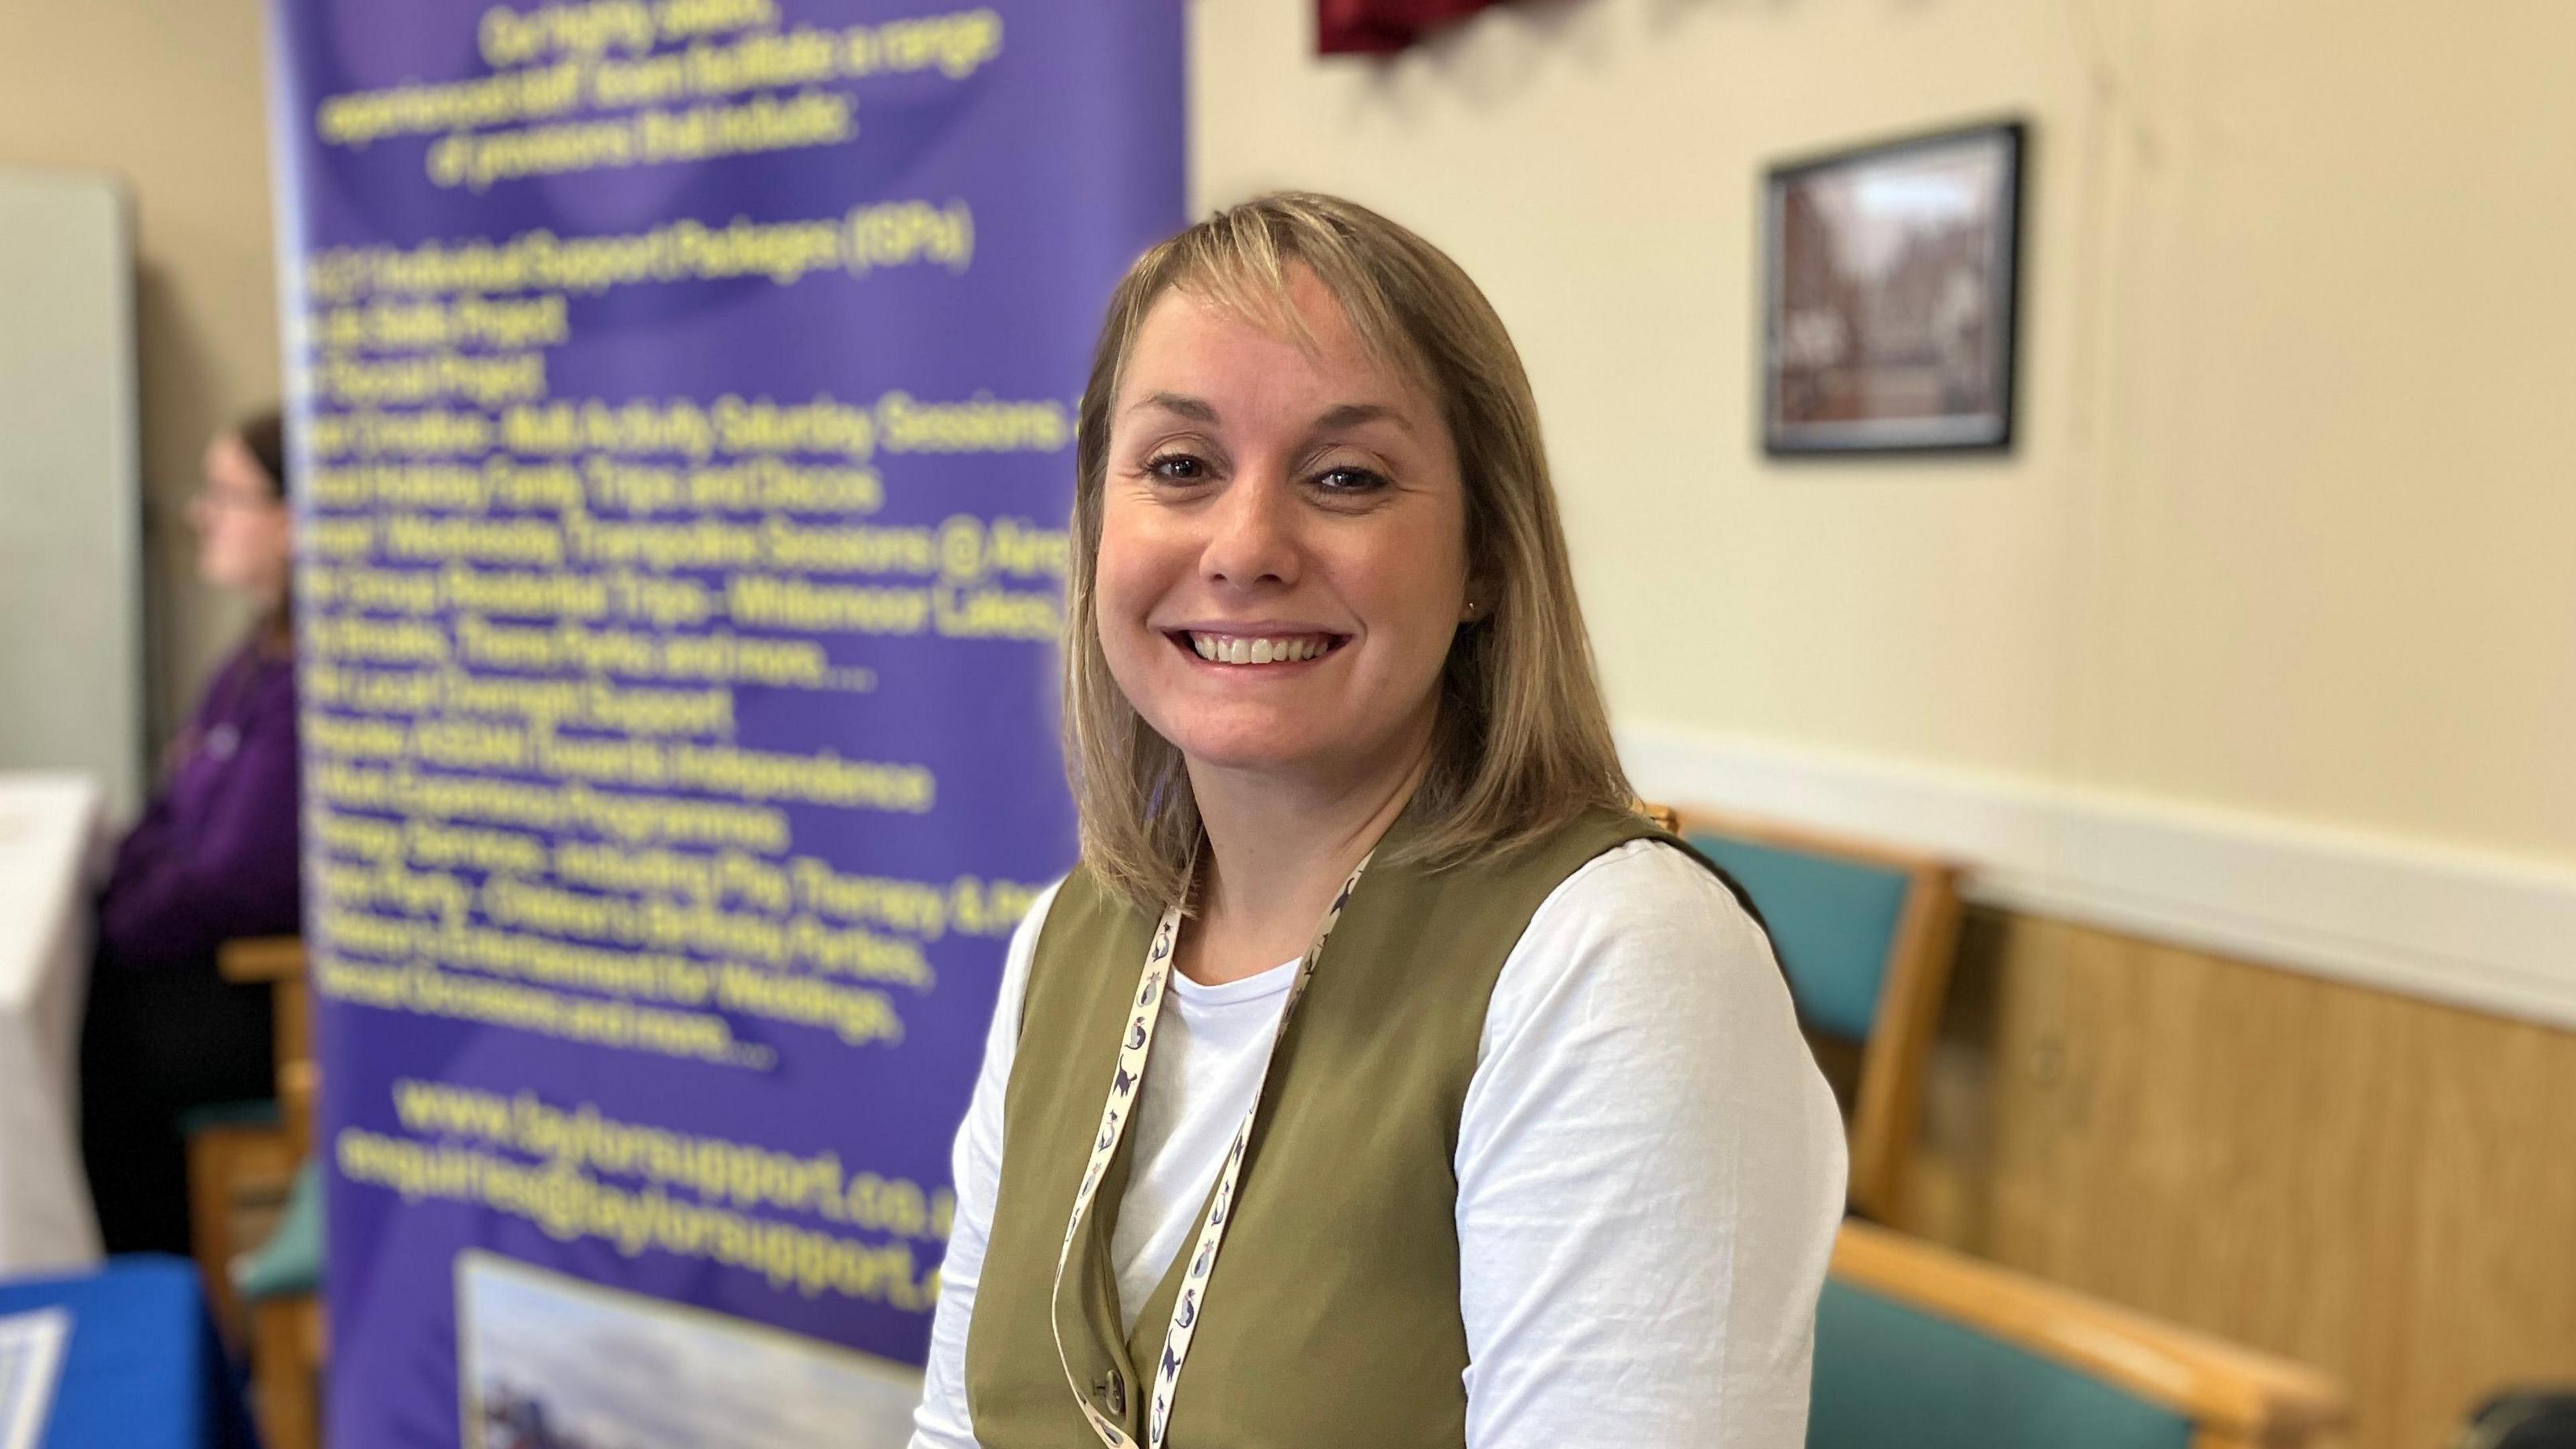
1146,452,1208,482
1314,465,1389,494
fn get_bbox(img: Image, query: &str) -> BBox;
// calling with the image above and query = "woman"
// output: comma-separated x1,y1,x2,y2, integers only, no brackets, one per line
911,195,1844,1448
80,409,303,1256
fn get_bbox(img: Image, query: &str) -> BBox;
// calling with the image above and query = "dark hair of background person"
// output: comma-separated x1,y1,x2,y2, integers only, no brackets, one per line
237,407,292,502
234,406,294,653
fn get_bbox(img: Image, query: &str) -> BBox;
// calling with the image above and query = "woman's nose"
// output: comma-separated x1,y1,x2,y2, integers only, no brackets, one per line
1200,471,1301,588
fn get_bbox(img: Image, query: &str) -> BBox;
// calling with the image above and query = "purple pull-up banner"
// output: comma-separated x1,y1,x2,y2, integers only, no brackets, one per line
264,3,1181,1440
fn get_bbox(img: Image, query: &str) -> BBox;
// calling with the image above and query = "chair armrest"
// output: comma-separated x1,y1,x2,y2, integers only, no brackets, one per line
1831,1221,2346,1444
217,936,306,984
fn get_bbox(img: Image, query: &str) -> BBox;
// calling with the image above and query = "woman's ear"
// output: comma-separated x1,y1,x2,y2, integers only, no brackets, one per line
1458,576,1495,625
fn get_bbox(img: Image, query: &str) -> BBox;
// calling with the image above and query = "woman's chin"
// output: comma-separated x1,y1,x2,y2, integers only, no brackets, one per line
1166,727,1348,782
1151,696,1433,791
197,553,248,590
198,561,276,600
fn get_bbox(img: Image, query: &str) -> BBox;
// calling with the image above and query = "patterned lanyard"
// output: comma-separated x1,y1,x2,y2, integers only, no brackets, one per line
1050,851,1375,1449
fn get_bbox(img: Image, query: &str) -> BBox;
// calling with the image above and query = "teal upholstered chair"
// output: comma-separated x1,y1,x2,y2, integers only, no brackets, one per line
235,1158,325,1449
180,1095,293,1347
1674,808,1962,1224
1816,1220,2346,1449
213,935,326,1449
189,932,314,1352
233,1159,323,1305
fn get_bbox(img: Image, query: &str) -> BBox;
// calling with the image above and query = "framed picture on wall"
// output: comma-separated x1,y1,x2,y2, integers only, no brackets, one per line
1762,120,2025,454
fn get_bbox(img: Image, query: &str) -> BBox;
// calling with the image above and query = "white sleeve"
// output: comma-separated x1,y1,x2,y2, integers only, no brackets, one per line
908,879,1061,1449
1456,840,1847,1449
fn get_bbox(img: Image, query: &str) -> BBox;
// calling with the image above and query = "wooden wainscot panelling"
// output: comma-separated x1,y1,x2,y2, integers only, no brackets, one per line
1909,906,2576,1449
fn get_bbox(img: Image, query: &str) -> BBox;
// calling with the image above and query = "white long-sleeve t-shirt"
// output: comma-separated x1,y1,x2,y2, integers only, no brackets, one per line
908,837,1847,1448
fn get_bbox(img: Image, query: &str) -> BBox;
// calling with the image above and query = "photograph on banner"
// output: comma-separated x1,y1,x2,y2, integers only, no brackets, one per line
459,1250,920,1448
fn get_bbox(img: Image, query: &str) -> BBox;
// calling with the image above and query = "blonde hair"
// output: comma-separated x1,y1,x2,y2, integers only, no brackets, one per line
1065,191,1634,910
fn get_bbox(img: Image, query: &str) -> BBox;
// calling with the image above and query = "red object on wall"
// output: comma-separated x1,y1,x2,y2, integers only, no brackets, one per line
1318,0,1502,54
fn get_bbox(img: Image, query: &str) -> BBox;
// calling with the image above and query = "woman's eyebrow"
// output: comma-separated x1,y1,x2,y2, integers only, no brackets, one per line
1130,391,1218,422
1312,402,1411,434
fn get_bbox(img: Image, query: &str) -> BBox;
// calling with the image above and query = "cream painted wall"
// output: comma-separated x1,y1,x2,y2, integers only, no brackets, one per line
7,0,2567,867
0,0,281,742
1189,0,2576,865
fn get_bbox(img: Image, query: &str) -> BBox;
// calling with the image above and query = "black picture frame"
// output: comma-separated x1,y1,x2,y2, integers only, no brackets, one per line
1762,119,2027,455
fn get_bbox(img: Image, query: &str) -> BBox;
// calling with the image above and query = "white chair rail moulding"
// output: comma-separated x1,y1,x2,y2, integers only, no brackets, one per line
1620,722,2576,1031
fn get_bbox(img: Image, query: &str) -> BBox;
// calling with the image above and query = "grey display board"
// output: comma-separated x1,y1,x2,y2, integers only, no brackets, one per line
0,166,143,816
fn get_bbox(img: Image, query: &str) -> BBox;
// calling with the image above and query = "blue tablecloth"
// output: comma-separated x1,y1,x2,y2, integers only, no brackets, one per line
0,1254,256,1449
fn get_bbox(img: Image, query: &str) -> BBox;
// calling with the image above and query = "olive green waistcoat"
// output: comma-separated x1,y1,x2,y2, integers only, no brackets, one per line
963,807,1746,1448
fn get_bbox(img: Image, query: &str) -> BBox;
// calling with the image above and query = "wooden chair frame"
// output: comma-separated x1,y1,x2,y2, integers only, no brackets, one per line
1667,806,1964,1226
217,935,325,1449
1831,1221,2347,1449
250,1295,327,1449
217,936,313,1152
182,1112,297,1348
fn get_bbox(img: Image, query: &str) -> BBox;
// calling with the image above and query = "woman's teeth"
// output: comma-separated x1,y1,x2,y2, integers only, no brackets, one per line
1189,633,1330,665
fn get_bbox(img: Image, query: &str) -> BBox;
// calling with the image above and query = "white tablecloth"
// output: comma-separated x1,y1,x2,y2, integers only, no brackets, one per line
0,775,103,1276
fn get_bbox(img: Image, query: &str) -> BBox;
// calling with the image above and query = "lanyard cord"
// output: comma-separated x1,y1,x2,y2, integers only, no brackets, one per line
1050,851,1375,1449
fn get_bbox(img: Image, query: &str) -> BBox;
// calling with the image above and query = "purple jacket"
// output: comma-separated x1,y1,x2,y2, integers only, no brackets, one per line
96,633,303,971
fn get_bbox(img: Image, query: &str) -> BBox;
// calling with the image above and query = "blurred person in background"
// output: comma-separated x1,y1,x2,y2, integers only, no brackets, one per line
80,408,303,1256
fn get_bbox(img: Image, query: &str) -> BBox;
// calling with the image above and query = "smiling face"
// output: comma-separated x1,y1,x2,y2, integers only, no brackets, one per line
1095,269,1472,793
